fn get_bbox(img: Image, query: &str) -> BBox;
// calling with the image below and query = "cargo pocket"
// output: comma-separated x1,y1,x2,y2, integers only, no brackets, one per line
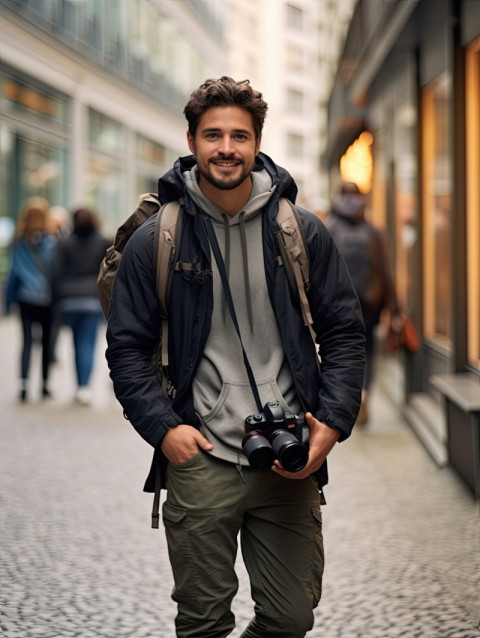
162,502,196,600
310,506,325,607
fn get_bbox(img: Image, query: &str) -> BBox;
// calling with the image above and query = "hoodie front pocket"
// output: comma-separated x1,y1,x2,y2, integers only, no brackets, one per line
199,378,294,450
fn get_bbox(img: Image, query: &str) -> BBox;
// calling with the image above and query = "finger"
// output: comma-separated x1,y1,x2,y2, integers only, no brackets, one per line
194,431,214,451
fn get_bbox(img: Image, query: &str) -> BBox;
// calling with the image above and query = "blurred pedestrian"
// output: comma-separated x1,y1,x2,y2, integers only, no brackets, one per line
325,181,400,424
5,196,56,402
48,205,70,237
53,207,110,406
48,205,70,363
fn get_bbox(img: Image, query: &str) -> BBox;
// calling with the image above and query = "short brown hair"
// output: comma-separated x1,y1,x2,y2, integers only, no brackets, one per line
184,76,268,141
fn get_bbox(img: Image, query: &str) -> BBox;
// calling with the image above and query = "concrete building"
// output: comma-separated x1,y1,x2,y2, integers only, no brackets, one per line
227,0,356,208
0,0,225,274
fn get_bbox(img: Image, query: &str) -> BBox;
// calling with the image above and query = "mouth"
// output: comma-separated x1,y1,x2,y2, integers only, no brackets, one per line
211,158,242,168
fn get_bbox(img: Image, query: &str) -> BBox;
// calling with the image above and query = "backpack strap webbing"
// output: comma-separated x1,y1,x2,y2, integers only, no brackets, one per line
276,198,313,326
152,201,183,391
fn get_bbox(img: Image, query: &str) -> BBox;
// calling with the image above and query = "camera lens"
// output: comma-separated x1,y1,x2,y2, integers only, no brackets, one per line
242,431,275,469
270,429,308,472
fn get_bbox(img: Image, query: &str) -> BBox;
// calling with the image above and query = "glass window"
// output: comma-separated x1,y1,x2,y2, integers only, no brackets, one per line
421,73,452,346
0,123,68,276
466,38,480,369
86,109,124,234
286,3,303,30
394,102,418,313
89,108,123,155
286,45,303,72
287,88,304,114
287,132,304,158
1,67,70,132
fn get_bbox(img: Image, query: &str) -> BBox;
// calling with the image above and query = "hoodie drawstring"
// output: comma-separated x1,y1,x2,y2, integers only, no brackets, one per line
220,212,253,331
239,212,253,331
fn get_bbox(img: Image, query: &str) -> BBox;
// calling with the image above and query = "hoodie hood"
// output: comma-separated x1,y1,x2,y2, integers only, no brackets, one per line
331,193,366,224
158,152,298,211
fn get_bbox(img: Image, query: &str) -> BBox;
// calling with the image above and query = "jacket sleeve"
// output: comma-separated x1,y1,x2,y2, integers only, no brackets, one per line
303,212,366,440
105,219,183,448
5,254,19,312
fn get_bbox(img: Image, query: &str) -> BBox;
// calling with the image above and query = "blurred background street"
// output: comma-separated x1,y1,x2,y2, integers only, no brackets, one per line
1,317,479,638
2,0,480,636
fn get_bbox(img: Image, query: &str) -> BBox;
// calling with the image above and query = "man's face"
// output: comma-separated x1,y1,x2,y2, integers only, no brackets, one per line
187,106,261,192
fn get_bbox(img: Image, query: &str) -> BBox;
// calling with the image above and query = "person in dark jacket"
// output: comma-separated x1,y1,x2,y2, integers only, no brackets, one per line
53,207,110,405
5,197,56,402
325,181,399,423
106,77,365,638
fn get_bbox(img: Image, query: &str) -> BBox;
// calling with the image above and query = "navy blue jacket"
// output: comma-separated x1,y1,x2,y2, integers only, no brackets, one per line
106,153,365,493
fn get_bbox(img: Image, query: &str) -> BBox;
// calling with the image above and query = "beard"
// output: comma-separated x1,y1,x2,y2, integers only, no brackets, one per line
197,156,253,191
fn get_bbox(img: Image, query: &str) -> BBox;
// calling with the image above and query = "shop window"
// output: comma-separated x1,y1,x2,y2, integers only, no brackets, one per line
466,38,480,369
89,108,123,156
1,66,70,131
86,109,124,234
394,102,418,313
135,134,167,198
339,131,373,195
421,73,452,346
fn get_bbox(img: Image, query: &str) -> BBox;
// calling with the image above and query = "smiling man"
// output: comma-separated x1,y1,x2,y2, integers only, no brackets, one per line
106,77,365,638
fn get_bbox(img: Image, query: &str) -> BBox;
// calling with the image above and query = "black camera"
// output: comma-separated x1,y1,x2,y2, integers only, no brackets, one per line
242,401,308,472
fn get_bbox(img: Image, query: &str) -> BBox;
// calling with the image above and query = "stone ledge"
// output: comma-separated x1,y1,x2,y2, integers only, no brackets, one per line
430,373,480,413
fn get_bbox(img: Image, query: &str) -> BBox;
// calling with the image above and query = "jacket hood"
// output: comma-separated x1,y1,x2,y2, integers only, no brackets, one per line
158,152,298,209
331,193,366,224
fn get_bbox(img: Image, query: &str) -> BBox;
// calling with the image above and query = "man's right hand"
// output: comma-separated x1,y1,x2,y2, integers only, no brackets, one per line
160,424,213,464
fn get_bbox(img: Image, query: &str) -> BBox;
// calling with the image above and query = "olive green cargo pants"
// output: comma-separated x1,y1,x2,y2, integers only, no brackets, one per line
162,451,324,638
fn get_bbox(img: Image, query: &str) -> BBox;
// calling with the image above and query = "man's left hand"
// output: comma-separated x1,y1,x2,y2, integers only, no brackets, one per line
271,412,341,479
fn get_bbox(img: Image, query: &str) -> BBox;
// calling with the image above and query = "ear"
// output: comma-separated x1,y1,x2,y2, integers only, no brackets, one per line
187,131,195,155
255,135,262,156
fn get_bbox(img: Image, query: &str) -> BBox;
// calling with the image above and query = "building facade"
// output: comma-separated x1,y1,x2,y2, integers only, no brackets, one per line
327,0,480,499
0,0,225,274
227,0,355,209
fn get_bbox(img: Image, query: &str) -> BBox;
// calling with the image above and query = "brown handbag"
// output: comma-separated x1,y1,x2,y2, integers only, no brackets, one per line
384,315,420,353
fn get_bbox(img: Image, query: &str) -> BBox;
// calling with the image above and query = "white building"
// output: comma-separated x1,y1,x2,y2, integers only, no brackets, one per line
0,0,225,249
227,0,356,208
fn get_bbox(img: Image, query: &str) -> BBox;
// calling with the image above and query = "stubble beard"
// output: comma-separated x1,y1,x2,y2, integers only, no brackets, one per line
199,157,252,191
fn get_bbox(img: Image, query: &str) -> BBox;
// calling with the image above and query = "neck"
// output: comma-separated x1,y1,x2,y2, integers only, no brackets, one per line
198,177,253,217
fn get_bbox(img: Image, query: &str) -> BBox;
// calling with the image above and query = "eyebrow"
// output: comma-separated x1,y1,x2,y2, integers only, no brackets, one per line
201,127,252,136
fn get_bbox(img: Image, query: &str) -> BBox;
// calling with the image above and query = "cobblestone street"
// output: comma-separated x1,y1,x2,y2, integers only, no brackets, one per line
1,316,479,638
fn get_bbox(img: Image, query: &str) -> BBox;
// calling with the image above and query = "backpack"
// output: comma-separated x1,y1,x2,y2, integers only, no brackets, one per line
329,220,386,311
97,192,313,374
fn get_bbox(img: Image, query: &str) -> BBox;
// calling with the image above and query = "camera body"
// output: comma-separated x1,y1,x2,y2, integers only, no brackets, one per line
242,401,308,472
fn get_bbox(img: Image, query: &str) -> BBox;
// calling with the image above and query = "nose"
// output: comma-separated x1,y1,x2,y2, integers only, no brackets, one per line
218,135,233,155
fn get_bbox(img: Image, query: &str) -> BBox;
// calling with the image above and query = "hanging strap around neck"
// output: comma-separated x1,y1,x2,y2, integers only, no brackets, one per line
202,215,263,414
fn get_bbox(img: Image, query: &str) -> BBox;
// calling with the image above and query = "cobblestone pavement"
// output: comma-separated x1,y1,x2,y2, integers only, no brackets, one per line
0,316,479,638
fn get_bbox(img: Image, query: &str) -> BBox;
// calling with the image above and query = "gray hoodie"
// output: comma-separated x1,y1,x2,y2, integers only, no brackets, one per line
185,166,301,466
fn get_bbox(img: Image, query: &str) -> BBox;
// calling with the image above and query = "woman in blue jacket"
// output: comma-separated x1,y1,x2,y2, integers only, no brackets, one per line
5,197,56,402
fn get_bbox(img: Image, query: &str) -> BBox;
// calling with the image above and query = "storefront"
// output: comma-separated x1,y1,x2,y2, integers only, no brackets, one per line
0,65,70,273
327,0,480,498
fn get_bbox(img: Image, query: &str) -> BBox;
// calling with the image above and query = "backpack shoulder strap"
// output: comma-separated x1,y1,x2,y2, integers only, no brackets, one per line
153,201,183,317
276,198,313,326
153,200,183,375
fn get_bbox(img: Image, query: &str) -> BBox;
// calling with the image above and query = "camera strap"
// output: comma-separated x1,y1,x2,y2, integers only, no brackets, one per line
202,215,263,414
